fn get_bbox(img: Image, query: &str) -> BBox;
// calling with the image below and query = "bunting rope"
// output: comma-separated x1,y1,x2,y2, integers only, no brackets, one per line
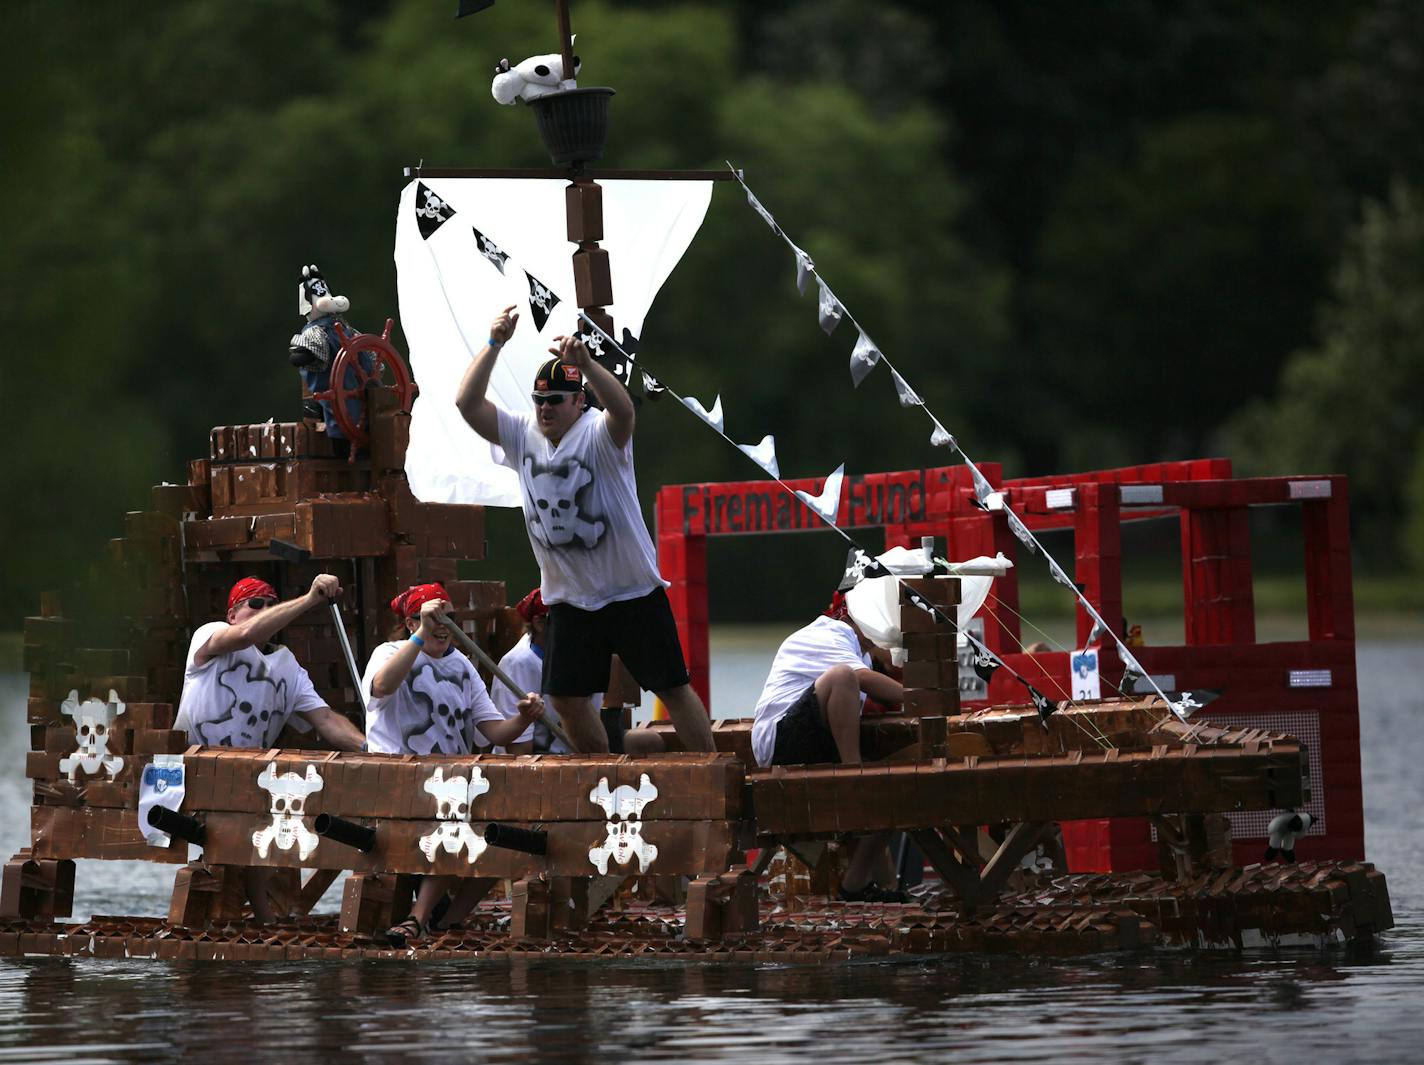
409,180,1176,730
725,163,1204,726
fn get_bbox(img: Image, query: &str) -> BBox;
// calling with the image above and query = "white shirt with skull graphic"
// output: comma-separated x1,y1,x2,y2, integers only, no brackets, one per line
176,622,327,748
494,406,666,610
360,642,504,755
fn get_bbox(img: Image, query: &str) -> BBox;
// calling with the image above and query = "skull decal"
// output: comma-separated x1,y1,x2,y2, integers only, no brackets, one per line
521,456,605,550
251,762,324,860
587,773,659,875
404,662,470,755
198,660,287,749
58,688,125,783
418,766,490,864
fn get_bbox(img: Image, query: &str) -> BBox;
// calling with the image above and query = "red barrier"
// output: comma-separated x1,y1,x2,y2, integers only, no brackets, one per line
656,459,1364,869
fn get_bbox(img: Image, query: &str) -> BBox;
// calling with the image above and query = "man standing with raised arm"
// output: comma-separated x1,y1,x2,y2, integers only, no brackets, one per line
455,305,714,754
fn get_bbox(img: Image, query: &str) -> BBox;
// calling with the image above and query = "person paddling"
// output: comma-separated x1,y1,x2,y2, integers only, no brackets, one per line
455,306,714,754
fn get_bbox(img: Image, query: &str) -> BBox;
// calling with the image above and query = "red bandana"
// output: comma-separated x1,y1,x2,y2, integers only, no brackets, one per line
392,582,450,618
515,587,548,622
228,577,277,612
824,591,850,622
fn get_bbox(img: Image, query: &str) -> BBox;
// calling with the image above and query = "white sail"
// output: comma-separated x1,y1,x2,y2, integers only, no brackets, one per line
395,178,713,505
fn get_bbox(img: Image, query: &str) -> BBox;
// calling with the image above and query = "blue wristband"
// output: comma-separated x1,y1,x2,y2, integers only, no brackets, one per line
488,336,503,348
409,633,425,647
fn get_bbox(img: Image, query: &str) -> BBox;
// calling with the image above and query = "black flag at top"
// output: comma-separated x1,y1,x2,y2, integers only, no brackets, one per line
414,183,455,240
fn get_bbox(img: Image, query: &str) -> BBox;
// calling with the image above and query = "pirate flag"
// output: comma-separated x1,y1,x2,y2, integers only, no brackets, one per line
850,330,882,388
1166,688,1221,720
1006,509,1038,555
1025,682,1057,723
575,325,633,389
817,279,844,336
971,645,1000,684
930,423,955,449
641,371,667,399
525,271,561,332
837,547,890,592
471,225,508,274
414,182,456,240
892,370,922,408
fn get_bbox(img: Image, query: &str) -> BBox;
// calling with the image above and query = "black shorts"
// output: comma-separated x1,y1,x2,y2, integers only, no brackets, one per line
771,684,841,766
543,587,692,697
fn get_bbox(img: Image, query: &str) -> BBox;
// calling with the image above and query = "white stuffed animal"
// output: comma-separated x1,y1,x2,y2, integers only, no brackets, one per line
491,40,580,105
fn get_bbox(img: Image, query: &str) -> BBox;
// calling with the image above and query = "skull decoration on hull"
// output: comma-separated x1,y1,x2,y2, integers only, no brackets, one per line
58,689,126,783
252,763,324,860
418,766,491,864
588,773,659,875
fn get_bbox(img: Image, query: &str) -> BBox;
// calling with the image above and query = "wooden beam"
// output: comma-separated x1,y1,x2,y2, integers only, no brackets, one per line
909,829,983,909
403,167,737,181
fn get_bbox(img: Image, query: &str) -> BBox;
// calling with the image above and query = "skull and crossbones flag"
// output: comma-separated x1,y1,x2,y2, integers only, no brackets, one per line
524,271,561,332
850,330,882,388
817,279,844,336
837,547,890,591
1025,682,1057,722
574,325,633,388
471,225,508,274
414,182,456,239
1166,688,1221,719
930,423,956,449
641,370,667,398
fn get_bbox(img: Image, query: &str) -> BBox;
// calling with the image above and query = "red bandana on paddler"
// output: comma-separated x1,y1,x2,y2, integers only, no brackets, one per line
228,577,278,611
515,587,548,622
824,590,850,622
392,582,450,618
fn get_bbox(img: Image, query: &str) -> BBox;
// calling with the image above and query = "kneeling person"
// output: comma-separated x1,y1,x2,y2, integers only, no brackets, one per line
752,592,904,901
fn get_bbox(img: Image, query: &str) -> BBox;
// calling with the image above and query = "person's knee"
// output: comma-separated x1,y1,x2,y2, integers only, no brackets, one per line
817,664,857,697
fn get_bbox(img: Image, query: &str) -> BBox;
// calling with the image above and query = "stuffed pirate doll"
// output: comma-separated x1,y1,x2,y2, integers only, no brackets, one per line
288,264,372,455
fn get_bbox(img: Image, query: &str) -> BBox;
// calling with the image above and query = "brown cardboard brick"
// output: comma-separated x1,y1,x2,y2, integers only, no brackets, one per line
150,483,210,519
901,660,955,688
904,688,960,714
900,603,953,634
184,517,251,550
900,575,961,607
295,496,390,557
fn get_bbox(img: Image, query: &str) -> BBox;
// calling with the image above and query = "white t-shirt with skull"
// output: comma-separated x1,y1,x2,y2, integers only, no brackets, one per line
176,621,327,748
360,641,504,755
494,405,666,611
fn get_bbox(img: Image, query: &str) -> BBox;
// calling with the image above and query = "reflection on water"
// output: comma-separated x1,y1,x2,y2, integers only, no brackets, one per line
2,936,1423,1063
0,639,1422,1062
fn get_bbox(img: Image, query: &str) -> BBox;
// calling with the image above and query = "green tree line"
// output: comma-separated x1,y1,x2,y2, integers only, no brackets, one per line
1,0,1420,625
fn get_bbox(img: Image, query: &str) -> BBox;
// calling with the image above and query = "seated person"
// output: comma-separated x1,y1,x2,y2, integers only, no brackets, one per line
363,582,543,945
495,587,665,755
493,588,573,754
175,575,366,921
751,591,904,902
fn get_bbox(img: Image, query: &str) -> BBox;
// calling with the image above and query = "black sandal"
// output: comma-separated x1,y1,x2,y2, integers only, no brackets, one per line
385,915,424,948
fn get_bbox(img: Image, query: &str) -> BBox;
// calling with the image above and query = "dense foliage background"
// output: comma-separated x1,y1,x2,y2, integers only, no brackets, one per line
2,0,1421,624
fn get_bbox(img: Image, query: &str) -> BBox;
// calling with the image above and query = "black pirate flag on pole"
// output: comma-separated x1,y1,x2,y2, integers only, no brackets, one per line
471,225,508,274
573,324,634,389
525,271,561,332
414,182,456,240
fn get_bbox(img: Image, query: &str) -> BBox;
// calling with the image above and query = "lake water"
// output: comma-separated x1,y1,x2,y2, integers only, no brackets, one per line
2,634,1423,1063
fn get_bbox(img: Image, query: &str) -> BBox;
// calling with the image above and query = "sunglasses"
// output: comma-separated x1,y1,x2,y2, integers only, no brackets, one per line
243,597,274,611
531,393,569,407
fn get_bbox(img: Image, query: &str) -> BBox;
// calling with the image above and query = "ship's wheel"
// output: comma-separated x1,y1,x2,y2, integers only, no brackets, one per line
312,318,417,453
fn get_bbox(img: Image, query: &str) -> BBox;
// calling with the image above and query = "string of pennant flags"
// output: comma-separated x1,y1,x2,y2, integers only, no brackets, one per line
726,164,1218,725
410,178,1207,728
